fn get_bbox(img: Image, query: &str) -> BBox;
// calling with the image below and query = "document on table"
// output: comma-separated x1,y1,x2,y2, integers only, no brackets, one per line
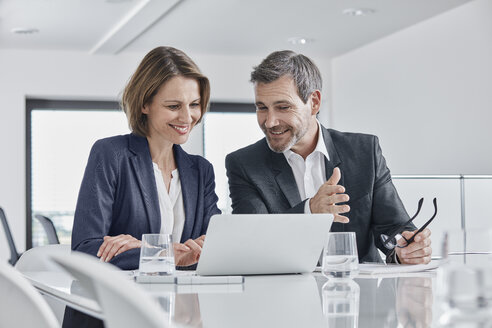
134,270,244,285
358,260,441,275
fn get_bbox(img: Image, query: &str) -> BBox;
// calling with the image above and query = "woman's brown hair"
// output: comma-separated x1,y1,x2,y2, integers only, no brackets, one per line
121,46,210,136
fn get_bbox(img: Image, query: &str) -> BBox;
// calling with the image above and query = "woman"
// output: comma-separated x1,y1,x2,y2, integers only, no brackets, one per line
71,46,220,270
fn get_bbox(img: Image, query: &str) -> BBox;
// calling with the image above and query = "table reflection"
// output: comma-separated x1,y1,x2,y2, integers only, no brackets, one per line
396,276,433,328
322,278,360,328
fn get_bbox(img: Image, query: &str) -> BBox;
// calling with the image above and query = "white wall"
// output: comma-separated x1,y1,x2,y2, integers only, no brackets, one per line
0,48,331,260
331,0,492,175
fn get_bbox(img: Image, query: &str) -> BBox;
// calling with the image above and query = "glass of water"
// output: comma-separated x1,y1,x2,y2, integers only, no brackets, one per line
139,234,175,276
322,232,359,279
438,229,492,325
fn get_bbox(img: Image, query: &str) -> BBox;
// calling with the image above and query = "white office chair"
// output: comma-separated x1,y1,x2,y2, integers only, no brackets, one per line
15,244,71,272
50,251,175,328
0,261,59,328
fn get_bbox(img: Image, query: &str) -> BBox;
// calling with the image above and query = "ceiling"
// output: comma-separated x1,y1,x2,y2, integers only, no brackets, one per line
0,0,473,57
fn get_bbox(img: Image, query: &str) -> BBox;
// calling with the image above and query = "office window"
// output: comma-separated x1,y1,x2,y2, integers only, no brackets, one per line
204,103,263,213
27,100,129,248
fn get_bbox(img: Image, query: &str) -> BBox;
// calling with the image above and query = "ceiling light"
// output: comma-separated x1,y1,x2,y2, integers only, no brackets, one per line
287,37,315,45
11,27,39,34
342,8,376,16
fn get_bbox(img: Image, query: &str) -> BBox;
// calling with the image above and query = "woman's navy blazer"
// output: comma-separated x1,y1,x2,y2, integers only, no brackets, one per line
71,133,220,270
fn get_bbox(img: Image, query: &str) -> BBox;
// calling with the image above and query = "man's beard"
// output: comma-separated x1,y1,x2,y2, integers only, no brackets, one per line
262,124,308,153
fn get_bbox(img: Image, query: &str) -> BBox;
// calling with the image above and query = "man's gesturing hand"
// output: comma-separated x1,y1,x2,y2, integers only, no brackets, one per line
309,167,350,223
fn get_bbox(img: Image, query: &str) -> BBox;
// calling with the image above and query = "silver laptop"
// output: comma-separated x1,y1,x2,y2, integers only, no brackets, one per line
196,214,334,276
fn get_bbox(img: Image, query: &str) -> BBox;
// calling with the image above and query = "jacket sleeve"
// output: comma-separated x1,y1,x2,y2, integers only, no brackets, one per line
71,140,139,270
201,160,221,234
369,136,415,257
225,152,306,214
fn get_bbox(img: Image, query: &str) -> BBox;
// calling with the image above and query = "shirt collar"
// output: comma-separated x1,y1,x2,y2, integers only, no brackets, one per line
284,120,330,161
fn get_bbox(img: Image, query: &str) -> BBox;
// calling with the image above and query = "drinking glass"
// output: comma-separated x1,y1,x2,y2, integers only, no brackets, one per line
322,279,360,328
322,232,359,279
139,234,175,276
438,229,492,325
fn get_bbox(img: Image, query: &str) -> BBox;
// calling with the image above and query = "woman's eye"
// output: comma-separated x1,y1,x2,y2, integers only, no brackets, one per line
190,103,200,108
167,105,179,110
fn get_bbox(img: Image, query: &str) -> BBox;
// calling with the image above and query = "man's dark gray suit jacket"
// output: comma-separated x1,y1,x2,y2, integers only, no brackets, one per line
225,125,414,263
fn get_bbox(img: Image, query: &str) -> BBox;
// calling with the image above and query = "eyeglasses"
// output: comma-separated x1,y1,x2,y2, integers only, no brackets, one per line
380,198,437,250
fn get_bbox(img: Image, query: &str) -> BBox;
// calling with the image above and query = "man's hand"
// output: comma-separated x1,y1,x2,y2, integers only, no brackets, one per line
309,167,350,223
395,229,432,264
174,235,206,267
97,234,141,262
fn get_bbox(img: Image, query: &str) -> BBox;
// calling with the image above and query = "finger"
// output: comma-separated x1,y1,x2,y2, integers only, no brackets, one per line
401,256,431,265
400,238,431,255
401,247,432,259
184,239,202,258
320,184,345,196
104,237,132,262
333,215,350,223
414,228,431,242
327,204,350,214
173,243,191,254
327,167,341,185
115,240,141,257
98,235,118,258
196,235,206,242
328,193,350,204
100,235,128,261
195,238,204,248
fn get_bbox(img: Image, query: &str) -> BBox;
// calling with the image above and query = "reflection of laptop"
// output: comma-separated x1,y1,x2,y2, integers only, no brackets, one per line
196,214,333,276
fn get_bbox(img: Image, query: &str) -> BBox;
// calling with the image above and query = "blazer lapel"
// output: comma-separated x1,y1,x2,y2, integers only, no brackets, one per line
128,134,161,234
270,151,302,207
174,145,198,243
322,126,343,187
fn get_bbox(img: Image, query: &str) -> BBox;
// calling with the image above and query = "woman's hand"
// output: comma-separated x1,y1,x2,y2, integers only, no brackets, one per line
174,235,206,267
97,234,141,262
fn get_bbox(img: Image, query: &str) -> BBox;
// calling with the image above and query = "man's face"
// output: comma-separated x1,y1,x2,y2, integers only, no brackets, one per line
254,75,318,153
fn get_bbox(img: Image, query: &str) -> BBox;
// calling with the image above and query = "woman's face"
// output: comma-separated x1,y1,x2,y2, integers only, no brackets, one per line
142,76,202,145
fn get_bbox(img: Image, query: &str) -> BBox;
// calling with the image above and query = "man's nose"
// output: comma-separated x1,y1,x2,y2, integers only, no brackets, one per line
264,110,279,128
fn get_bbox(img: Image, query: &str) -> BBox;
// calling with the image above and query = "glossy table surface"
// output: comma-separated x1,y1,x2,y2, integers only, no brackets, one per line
23,268,455,328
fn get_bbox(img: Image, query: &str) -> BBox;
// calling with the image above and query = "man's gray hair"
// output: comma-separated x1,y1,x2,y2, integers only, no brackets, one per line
250,50,322,104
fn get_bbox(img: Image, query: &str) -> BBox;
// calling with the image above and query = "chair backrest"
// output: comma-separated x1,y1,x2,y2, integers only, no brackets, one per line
35,215,60,244
0,207,21,265
50,252,173,328
15,244,71,272
0,261,59,328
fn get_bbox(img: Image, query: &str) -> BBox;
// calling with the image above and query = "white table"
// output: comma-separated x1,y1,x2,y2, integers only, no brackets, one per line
22,269,445,328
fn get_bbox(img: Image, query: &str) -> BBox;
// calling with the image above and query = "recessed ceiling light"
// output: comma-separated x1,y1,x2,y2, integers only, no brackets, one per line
287,37,315,45
11,27,39,34
342,8,376,16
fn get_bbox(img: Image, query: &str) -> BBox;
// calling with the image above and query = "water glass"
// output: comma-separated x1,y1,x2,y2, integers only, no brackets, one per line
139,234,175,276
322,232,359,279
438,229,492,324
322,279,360,328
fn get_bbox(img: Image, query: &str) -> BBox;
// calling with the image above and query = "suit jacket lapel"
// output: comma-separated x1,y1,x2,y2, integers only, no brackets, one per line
270,150,302,208
175,145,197,243
128,134,161,234
321,126,343,187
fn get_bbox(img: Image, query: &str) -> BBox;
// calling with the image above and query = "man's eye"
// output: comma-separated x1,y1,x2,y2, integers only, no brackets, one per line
278,106,290,110
256,106,267,111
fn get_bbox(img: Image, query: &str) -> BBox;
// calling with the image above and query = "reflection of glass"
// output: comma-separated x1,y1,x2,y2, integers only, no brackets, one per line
322,279,360,328
438,229,492,325
155,293,175,327
396,277,433,328
139,234,175,276
322,232,359,279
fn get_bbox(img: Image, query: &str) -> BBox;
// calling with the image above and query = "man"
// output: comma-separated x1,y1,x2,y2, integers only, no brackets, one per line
225,50,432,264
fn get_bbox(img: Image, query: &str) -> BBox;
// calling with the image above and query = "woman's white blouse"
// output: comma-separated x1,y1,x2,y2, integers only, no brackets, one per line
152,163,185,244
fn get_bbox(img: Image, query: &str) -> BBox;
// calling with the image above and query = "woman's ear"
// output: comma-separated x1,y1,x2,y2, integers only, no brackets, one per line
142,105,149,114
